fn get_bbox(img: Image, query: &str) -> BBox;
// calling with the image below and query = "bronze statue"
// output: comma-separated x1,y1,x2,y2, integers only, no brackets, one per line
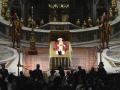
82,20,87,28
87,17,92,27
27,16,32,27
76,18,80,26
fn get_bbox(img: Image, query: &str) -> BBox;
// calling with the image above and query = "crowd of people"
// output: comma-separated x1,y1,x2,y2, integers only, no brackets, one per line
0,63,120,90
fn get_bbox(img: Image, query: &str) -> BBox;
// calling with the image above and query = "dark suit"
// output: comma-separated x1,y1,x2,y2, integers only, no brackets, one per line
32,69,44,80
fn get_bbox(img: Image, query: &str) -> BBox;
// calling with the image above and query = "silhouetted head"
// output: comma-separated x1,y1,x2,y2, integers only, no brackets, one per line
20,71,23,75
1,63,6,69
91,67,95,71
66,71,71,76
58,66,63,70
36,64,40,69
0,74,3,80
78,66,82,70
50,69,56,75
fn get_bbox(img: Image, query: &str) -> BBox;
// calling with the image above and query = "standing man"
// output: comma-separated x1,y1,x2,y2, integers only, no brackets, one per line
32,64,44,81
0,64,9,80
99,21,112,49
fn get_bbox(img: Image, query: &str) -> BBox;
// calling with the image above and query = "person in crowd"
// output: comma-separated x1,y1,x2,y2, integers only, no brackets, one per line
98,66,107,82
0,73,8,90
7,73,16,90
47,69,56,90
58,66,65,79
32,64,46,90
86,67,98,90
76,81,85,90
1,64,120,90
75,66,84,84
63,71,74,90
16,71,26,90
19,71,25,78
32,64,44,81
0,64,9,80
25,70,34,90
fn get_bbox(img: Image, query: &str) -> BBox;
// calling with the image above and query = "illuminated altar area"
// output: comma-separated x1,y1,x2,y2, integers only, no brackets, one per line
49,31,72,69
0,0,120,75
49,41,72,69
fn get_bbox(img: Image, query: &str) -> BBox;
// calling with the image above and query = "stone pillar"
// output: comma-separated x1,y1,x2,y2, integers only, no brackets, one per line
105,0,109,13
24,2,30,25
20,0,24,19
92,0,97,24
92,0,100,24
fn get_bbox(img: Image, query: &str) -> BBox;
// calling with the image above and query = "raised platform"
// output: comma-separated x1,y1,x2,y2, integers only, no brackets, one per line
0,45,18,64
103,45,120,67
23,47,97,75
49,41,72,69
28,49,38,55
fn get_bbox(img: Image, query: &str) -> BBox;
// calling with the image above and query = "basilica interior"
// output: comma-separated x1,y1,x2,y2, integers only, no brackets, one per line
0,0,120,90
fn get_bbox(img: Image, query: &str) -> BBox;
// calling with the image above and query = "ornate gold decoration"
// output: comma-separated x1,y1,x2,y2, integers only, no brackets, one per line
53,16,57,22
96,18,100,25
111,0,118,17
40,19,44,26
48,3,69,9
76,18,80,26
111,0,117,9
27,16,32,27
82,20,87,28
109,8,113,19
87,17,93,27
5,10,10,20
114,7,118,16
1,0,9,19
62,15,69,22
1,8,6,16
28,6,37,55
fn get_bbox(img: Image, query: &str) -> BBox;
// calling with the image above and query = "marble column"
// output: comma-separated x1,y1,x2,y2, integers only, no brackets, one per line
20,0,25,20
92,0,99,24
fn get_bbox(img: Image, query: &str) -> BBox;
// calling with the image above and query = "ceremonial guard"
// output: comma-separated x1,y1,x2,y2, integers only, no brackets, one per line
99,21,112,49
10,17,22,48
